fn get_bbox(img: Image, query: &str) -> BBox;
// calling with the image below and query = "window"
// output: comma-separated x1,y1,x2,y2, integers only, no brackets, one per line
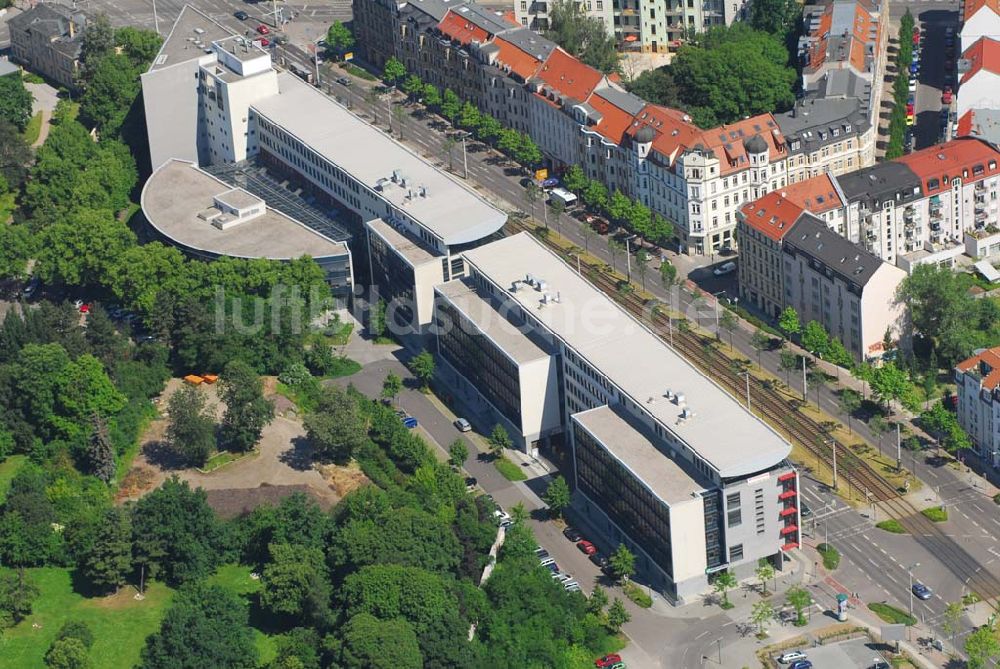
726,492,742,528
729,544,744,562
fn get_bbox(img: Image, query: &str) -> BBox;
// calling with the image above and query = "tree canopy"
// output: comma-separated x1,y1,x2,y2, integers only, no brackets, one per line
546,0,619,74
0,73,33,131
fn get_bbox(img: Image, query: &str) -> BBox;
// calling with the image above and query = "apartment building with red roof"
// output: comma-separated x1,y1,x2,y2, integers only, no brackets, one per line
955,345,1000,467
957,38,1000,120
961,0,1000,51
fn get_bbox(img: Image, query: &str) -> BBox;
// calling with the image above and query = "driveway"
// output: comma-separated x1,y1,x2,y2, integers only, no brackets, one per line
25,81,58,147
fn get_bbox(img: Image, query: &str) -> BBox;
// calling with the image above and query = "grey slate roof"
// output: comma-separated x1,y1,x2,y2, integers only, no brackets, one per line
8,3,85,55
835,161,923,208
406,0,467,21
499,28,557,61
785,213,884,287
777,95,870,155
595,85,648,116
744,134,768,154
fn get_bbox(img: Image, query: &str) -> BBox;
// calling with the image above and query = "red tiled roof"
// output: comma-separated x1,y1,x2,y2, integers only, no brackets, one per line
964,0,1000,24
586,92,636,144
957,347,1000,390
493,36,544,80
738,191,805,243
895,137,1000,192
437,10,490,46
960,37,1000,85
624,104,701,164
500,9,520,27
535,48,604,102
957,110,975,137
779,174,843,214
699,114,786,176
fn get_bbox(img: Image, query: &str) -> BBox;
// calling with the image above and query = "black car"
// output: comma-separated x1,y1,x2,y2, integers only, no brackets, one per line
234,10,249,20
563,527,583,542
464,476,477,489
589,553,607,568
799,500,812,519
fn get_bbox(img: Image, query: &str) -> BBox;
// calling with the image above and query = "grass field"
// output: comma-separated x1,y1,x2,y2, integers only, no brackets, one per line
208,564,276,664
494,456,527,481
0,455,27,505
22,112,43,145
0,568,172,669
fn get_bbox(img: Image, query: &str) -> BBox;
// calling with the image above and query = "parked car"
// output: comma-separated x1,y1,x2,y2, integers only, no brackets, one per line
563,580,580,591
799,500,812,519
464,476,477,490
234,10,248,19
22,278,40,299
906,113,915,126
590,217,609,235
906,102,914,115
595,654,622,668
336,76,351,86
258,37,270,47
534,547,549,559
454,417,472,432
778,651,808,664
909,61,919,75
589,553,609,569
908,79,917,94
942,86,953,105
912,582,933,600
79,304,90,314
563,527,583,542
541,177,560,190
789,661,813,669
402,415,418,429
713,261,737,276
256,23,269,34
577,540,598,555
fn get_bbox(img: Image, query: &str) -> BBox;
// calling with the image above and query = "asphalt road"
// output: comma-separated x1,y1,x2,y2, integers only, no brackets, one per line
909,9,961,150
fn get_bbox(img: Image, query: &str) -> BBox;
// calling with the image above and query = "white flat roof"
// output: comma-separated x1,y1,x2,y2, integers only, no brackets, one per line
141,159,348,260
435,279,553,365
366,218,441,267
462,233,792,478
251,72,508,246
573,405,706,506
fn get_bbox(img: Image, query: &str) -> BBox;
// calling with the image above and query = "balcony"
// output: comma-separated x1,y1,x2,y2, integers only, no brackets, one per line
780,524,799,535
779,489,797,500
618,7,638,14
778,471,796,482
781,541,800,551
780,506,798,517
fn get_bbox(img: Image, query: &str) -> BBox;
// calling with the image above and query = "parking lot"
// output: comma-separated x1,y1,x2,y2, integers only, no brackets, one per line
779,636,889,669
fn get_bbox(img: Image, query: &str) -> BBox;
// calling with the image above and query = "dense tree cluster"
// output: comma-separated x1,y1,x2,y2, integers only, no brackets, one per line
0,73,34,132
886,12,915,159
627,24,796,128
561,165,674,246
546,0,619,74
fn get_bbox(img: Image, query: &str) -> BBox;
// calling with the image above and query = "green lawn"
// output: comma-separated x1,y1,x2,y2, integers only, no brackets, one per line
494,456,527,481
868,602,916,626
208,564,276,664
876,519,907,534
921,506,948,522
22,111,43,145
0,455,27,505
0,567,173,669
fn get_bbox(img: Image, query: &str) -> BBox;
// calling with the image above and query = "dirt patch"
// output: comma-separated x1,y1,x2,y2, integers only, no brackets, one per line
85,586,145,610
316,460,370,498
115,466,158,503
204,484,335,518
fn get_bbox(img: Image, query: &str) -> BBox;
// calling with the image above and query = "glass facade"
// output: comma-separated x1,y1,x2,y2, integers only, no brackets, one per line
435,300,523,428
573,423,674,578
703,490,723,570
368,232,416,329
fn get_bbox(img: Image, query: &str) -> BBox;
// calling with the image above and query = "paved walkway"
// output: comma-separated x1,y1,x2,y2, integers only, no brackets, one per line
25,81,58,148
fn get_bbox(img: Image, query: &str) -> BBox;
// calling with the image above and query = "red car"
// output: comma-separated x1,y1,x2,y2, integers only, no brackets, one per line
906,102,914,115
911,28,920,45
256,23,270,35
258,37,270,47
79,304,90,314
595,654,622,668
577,540,598,555
942,86,953,105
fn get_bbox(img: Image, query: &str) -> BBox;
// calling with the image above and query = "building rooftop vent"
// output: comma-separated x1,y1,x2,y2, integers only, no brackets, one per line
674,392,686,406
680,407,695,420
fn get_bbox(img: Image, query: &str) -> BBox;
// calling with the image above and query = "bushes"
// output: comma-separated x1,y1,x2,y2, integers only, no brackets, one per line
494,457,527,481
921,506,948,522
876,519,907,534
868,602,916,625
623,581,653,608
817,543,840,570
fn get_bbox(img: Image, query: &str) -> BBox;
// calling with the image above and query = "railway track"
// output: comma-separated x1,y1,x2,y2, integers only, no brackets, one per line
507,221,1000,602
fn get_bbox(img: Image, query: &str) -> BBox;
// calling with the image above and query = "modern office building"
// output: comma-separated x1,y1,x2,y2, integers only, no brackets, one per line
437,232,797,602
8,3,87,90
955,346,1000,468
142,7,506,312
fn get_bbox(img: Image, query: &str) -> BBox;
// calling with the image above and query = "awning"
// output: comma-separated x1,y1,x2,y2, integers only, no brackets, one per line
974,259,1000,283
624,35,638,42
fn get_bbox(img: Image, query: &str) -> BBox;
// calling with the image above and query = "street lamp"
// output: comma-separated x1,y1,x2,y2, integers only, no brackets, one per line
907,562,920,617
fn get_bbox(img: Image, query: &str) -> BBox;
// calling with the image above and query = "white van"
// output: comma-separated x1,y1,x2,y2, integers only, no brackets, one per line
778,651,808,664
549,188,578,208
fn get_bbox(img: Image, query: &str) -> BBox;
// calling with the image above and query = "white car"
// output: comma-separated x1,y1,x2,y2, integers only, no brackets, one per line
908,79,917,94
454,417,472,432
778,651,808,664
713,261,737,276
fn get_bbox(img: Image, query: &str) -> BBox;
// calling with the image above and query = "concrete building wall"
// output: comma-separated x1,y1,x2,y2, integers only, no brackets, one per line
142,58,212,170
859,262,905,358
669,498,708,592
958,72,1000,125
720,472,791,580
961,13,1000,53
518,355,564,449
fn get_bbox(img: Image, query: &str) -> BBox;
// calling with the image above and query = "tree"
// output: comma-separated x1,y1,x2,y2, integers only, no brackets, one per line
475,114,502,144
778,307,800,342
868,362,911,411
549,197,566,227
966,624,1000,669
869,415,889,457
139,583,258,669
713,569,737,608
401,74,423,100
81,13,115,67
448,439,469,468
165,385,216,466
0,569,39,628
514,132,542,167
838,389,862,434
131,476,219,586
750,599,775,636
383,56,406,86
487,423,512,458
635,249,650,289
338,613,422,669
562,165,587,193
408,350,435,389
381,371,402,404
260,543,331,626
609,544,635,583
0,73,33,131
79,54,140,137
660,261,678,289
86,415,116,483
606,599,631,632
45,637,91,669
668,24,795,127
777,351,797,386
543,476,571,518
755,560,775,595
304,385,367,463
80,507,132,594
458,101,481,131
547,0,619,74
588,584,609,615
115,27,163,68
720,309,738,349
218,360,274,453
38,209,137,288
0,120,33,188
941,600,963,651
801,320,829,358
326,21,355,52
825,338,853,368
607,189,631,224
422,83,441,109
750,330,770,369
785,586,811,626
582,179,609,211
440,88,461,123
748,0,801,38
607,238,622,272
524,182,541,221
898,264,979,365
